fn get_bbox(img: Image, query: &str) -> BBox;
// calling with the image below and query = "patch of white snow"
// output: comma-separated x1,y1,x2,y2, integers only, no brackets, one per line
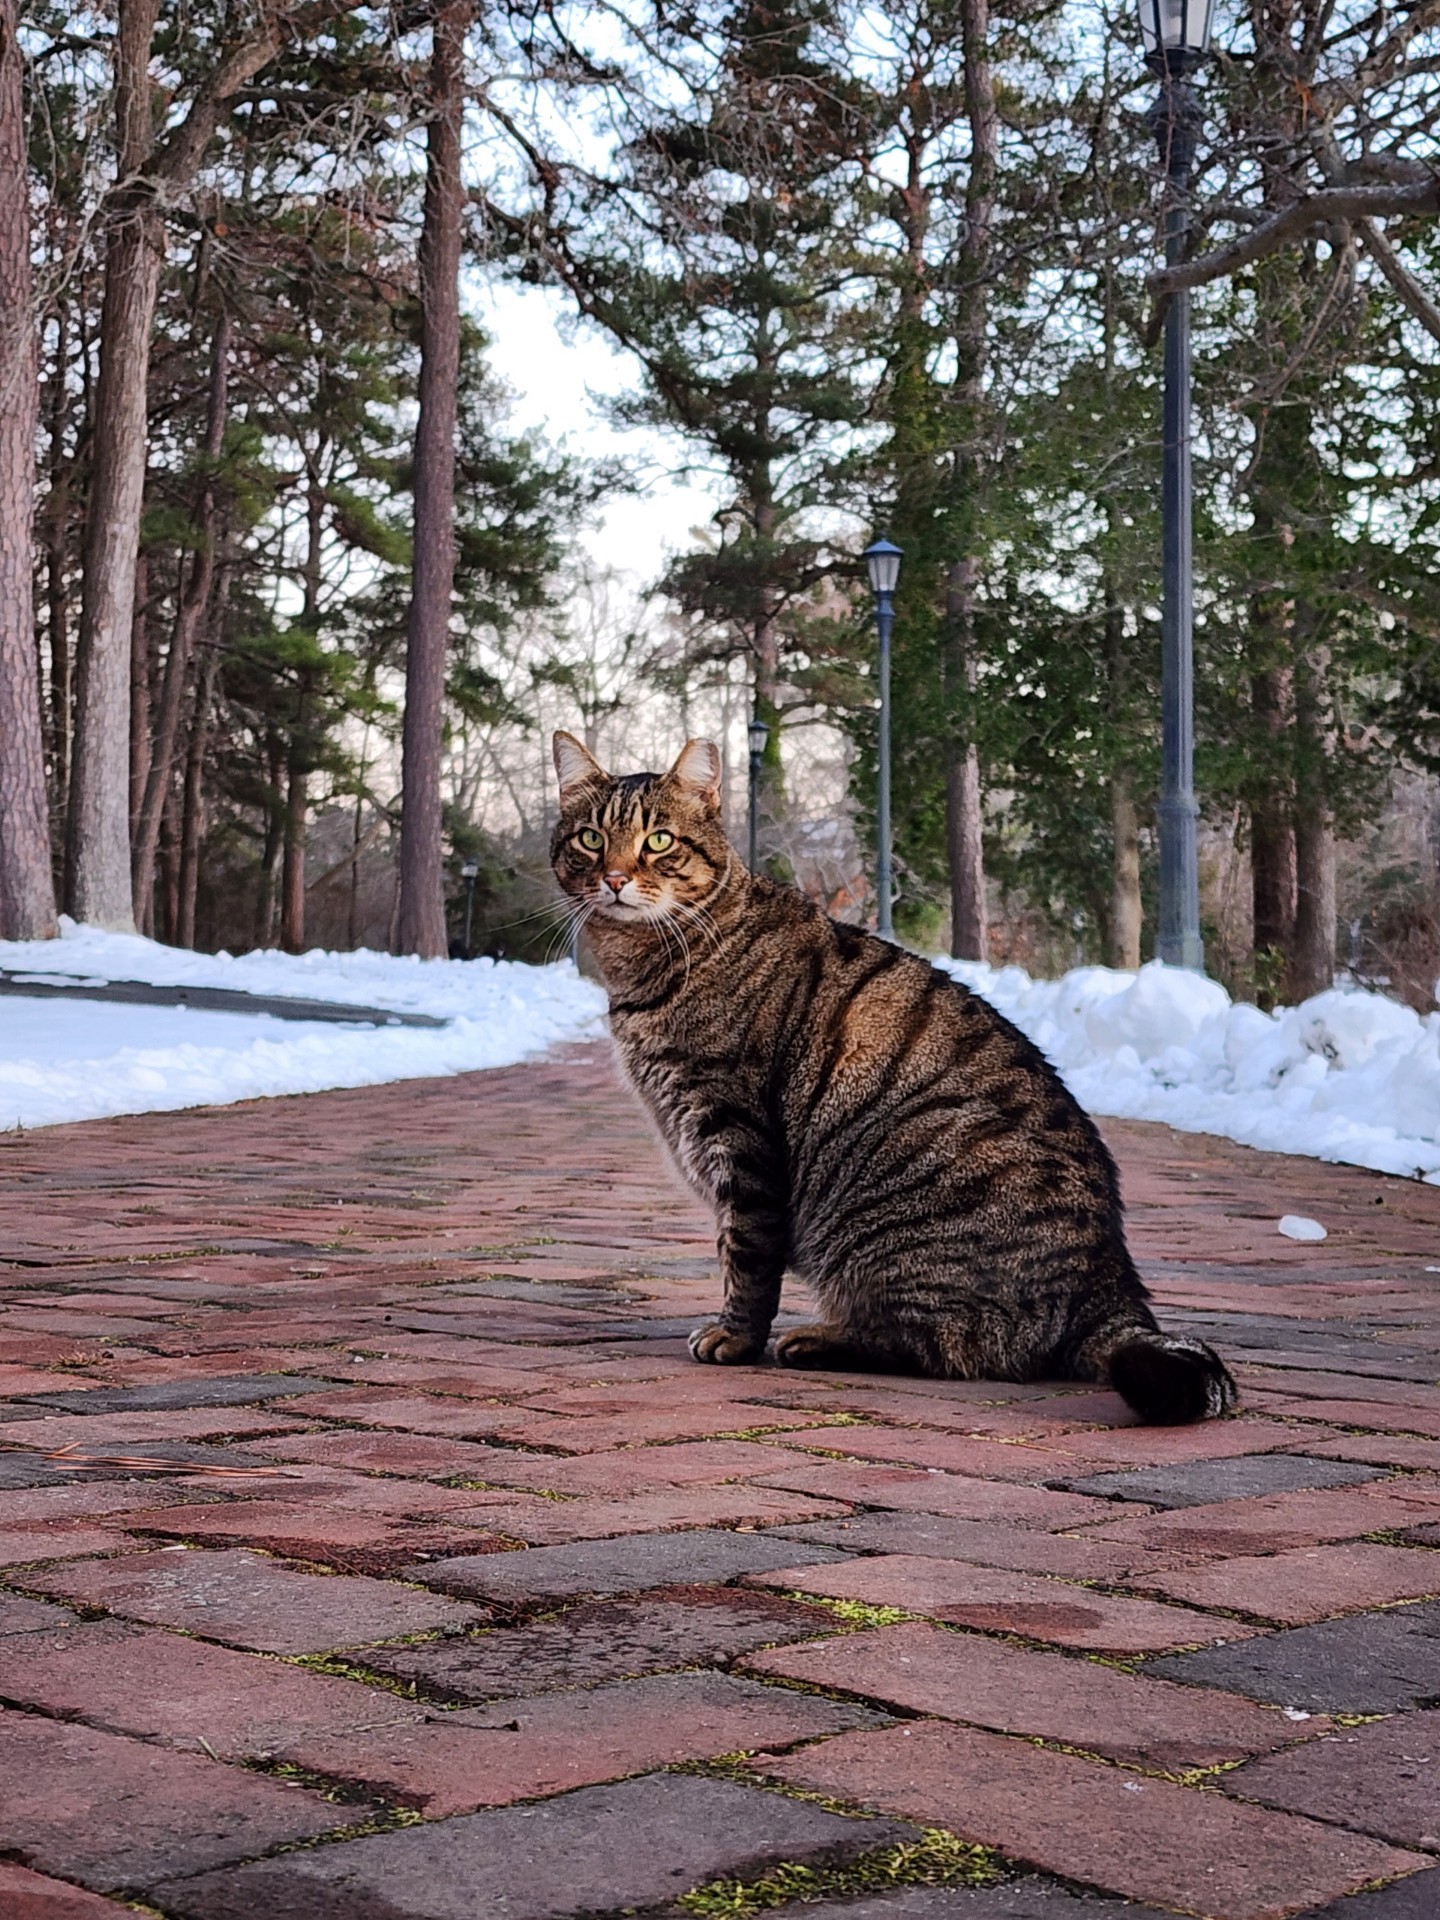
1277,1216,1328,1242
941,956,1440,1186
0,918,607,1131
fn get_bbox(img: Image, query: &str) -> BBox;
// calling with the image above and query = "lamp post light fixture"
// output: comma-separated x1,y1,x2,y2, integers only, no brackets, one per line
863,537,903,939
460,856,480,958
1140,0,1213,972
746,715,769,873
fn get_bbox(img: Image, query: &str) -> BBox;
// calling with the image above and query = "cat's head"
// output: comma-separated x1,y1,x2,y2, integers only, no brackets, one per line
550,733,733,924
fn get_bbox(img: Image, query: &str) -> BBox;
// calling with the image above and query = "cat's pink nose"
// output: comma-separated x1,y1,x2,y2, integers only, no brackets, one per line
603,872,629,896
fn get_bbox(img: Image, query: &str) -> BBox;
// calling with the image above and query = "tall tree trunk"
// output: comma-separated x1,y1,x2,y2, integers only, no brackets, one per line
281,749,308,954
177,624,222,951
64,0,331,930
1111,781,1142,970
67,0,161,930
1097,257,1141,970
132,308,230,923
129,547,151,848
158,769,182,944
947,0,997,961
1292,803,1335,1002
751,489,782,784
945,565,987,961
946,742,987,958
255,736,285,948
43,297,71,844
1291,645,1336,1001
347,793,363,950
0,0,57,939
1250,662,1296,994
398,0,469,958
747,308,784,814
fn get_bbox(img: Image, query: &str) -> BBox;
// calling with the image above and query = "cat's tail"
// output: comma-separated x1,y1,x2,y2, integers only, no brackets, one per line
1104,1327,1239,1425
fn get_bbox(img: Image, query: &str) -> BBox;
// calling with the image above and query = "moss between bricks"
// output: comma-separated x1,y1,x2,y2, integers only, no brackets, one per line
244,1759,431,1840
775,1592,911,1630
677,1827,1002,1916
711,1423,855,1443
287,1651,432,1698
443,1477,573,1500
677,1753,898,1824
240,1754,424,1823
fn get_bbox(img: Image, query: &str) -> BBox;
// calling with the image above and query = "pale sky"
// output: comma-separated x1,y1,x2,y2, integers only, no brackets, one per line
475,277,724,589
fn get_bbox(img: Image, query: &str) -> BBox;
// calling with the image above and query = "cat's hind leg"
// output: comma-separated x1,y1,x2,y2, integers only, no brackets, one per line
774,1323,866,1368
773,1323,917,1372
774,1288,958,1374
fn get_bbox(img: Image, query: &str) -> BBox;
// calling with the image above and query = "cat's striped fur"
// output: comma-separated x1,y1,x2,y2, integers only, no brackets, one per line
551,732,1238,1424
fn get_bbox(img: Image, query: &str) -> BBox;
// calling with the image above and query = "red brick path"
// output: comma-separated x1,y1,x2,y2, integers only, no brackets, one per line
1,1045,1439,1919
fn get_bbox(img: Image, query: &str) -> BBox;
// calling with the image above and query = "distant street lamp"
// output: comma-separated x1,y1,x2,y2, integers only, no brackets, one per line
863,537,903,939
747,715,769,872
1141,0,1213,972
460,856,480,958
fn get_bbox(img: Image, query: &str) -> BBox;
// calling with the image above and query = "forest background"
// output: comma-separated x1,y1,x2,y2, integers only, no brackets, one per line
2,0,1439,1013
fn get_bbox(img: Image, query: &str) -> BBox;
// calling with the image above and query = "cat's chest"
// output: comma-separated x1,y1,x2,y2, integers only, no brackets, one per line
610,1016,741,1203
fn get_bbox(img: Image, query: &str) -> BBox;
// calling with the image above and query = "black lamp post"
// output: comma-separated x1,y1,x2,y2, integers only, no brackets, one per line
746,715,769,872
863,538,903,939
1141,0,1212,972
460,856,480,958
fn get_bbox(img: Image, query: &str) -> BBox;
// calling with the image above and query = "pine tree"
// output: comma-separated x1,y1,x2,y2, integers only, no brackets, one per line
399,0,471,959
0,0,56,939
513,0,869,795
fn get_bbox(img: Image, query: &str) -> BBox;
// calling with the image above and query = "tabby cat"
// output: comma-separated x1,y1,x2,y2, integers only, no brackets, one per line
551,731,1237,1424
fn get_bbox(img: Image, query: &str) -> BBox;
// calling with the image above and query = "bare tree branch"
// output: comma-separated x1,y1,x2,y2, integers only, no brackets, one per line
1147,177,1439,295
153,0,367,195
1356,216,1440,344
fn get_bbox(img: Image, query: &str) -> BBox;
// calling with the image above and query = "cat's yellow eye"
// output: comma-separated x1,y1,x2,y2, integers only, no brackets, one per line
644,830,675,854
577,826,604,852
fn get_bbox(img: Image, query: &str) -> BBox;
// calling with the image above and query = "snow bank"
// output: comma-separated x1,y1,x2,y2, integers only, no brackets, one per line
0,920,607,1131
943,957,1440,1184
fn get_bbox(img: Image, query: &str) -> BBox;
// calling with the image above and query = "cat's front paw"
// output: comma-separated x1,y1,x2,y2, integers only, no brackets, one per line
688,1322,764,1365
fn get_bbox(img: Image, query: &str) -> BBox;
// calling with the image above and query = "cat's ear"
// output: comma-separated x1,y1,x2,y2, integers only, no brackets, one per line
553,731,607,800
668,738,722,807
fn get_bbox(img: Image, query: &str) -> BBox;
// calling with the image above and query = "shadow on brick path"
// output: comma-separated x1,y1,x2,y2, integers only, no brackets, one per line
1,1043,1438,1919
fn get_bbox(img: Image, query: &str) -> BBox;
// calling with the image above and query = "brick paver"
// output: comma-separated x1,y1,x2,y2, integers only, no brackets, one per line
1061,1453,1388,1506
153,1772,916,1919
359,1586,835,1698
790,1893,1183,1920
21,1545,486,1651
1145,1600,1440,1712
1299,1872,1440,1919
1220,1709,1440,1848
276,1669,884,1814
2,1044,1440,1914
762,1721,1428,1920
753,1458,1119,1525
1129,1540,1440,1623
741,1621,1326,1773
404,1525,848,1603
0,1863,137,1918
745,1552,1257,1652
0,1617,425,1756
0,1706,356,1891
771,1507,1183,1579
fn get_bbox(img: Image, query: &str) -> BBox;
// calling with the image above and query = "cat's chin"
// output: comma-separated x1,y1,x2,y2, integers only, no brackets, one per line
592,900,659,924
